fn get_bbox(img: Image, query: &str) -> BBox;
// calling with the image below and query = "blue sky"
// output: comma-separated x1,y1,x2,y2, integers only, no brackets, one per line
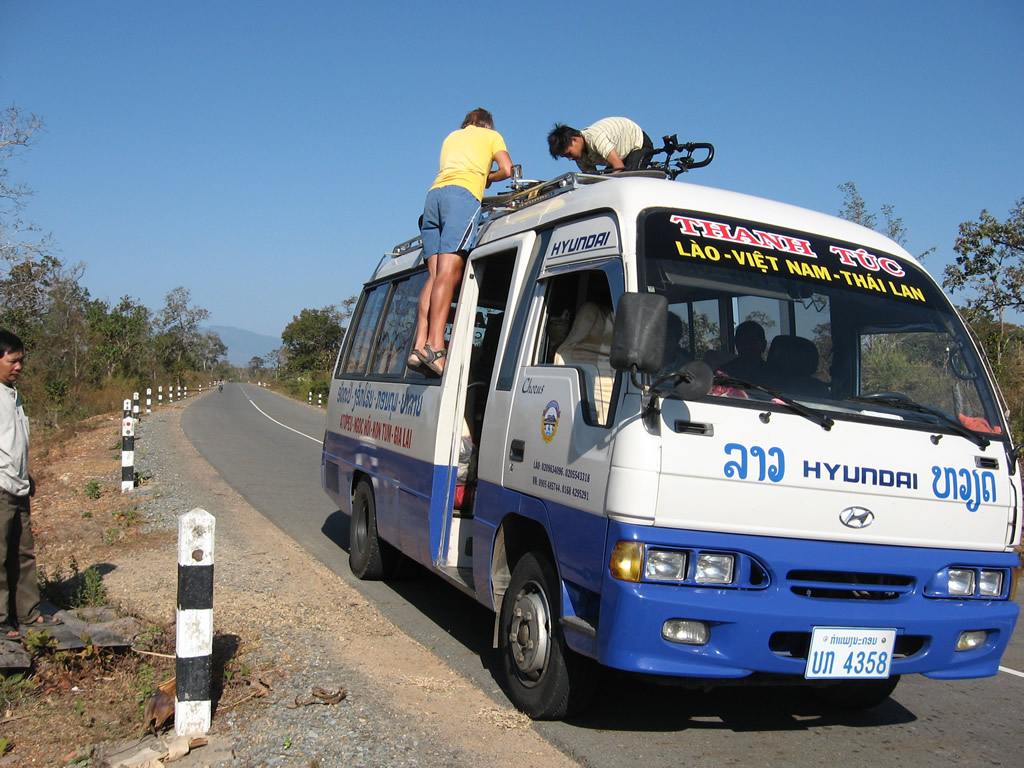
2,0,1022,341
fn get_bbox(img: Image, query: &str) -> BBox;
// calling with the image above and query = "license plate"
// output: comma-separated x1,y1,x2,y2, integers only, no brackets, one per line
804,627,897,679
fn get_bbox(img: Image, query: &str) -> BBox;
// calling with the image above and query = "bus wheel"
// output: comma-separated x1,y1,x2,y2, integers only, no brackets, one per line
810,676,900,710
498,552,592,719
349,479,397,580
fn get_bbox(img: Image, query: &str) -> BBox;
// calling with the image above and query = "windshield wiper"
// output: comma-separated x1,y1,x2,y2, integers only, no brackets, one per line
847,395,990,448
713,374,834,431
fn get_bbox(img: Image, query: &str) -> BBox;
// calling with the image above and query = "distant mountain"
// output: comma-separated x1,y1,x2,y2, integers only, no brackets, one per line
207,325,280,367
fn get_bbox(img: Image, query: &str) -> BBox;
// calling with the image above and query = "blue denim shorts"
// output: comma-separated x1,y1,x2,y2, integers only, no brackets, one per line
420,185,481,257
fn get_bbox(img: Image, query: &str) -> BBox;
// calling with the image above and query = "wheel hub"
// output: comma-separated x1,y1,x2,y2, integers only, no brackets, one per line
508,586,550,680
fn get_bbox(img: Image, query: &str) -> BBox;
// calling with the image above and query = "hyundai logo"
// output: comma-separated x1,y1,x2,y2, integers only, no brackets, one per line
839,506,875,529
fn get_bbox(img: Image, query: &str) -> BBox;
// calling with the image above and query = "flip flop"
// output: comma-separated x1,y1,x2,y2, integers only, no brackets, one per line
20,614,63,630
4,625,19,639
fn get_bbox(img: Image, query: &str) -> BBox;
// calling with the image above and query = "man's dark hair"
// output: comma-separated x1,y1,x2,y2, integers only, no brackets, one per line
462,108,494,129
0,329,24,358
547,124,582,158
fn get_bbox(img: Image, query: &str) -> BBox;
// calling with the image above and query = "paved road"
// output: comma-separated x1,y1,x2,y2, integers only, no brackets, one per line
182,382,1024,767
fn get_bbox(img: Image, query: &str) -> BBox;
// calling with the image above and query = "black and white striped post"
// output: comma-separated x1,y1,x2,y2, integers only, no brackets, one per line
121,400,135,493
158,385,163,406
132,391,140,420
146,387,152,414
176,507,215,736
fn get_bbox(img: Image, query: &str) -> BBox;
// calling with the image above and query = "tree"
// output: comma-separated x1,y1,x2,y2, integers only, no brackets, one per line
86,295,153,380
1,104,55,317
155,286,214,383
942,197,1024,370
281,306,343,373
837,182,934,261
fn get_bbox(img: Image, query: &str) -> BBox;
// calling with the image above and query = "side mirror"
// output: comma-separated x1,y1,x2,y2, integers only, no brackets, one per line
611,293,667,374
673,361,714,401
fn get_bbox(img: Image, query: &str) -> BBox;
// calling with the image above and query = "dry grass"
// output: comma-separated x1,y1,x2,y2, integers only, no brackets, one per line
0,412,255,764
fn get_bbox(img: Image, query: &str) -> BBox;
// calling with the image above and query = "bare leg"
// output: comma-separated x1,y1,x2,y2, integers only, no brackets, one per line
409,255,438,364
425,252,465,373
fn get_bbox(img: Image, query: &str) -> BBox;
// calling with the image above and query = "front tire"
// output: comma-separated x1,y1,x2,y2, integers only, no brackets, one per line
349,479,398,580
498,552,593,719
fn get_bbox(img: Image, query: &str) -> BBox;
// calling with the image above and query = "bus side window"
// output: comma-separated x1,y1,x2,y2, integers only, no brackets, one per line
542,270,616,426
339,283,389,376
371,272,428,377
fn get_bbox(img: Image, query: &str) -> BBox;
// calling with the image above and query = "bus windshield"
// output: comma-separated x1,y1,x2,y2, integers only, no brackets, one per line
641,208,1006,438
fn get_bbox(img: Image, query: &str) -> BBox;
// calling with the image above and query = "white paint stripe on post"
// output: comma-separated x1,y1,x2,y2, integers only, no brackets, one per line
176,508,215,736
146,387,152,414
121,400,135,493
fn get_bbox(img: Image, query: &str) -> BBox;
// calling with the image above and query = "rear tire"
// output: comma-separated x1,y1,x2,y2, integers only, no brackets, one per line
349,479,398,580
498,551,595,719
810,675,900,709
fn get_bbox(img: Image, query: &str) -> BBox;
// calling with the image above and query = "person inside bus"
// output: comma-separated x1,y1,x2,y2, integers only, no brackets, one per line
659,312,691,376
410,108,513,377
719,320,768,383
547,117,653,173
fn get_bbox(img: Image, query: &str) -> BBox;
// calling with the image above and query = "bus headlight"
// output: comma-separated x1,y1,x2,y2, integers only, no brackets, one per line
948,568,977,596
978,570,1004,597
645,549,687,582
695,553,735,584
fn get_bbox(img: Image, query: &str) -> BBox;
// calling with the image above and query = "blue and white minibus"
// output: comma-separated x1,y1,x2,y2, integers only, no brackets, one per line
322,168,1020,719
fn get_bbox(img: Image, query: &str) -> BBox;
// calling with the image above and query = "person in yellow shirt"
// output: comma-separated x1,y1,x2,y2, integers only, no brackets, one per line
410,108,512,376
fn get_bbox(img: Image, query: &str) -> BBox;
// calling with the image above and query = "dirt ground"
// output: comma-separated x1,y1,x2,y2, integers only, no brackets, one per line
1,405,578,767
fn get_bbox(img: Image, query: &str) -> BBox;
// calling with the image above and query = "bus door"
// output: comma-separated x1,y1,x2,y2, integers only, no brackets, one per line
494,261,624,598
432,236,533,585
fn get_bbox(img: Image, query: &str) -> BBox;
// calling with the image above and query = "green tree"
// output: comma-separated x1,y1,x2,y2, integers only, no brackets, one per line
86,296,153,380
942,198,1024,370
281,306,343,373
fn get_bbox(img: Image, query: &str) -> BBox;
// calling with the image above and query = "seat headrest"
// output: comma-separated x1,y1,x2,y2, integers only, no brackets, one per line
767,335,819,377
560,302,614,351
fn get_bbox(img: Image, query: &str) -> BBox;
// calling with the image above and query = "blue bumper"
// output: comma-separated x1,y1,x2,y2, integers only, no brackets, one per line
596,522,1019,681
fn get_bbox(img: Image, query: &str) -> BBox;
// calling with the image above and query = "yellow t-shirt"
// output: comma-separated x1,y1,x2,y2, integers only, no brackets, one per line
430,126,507,201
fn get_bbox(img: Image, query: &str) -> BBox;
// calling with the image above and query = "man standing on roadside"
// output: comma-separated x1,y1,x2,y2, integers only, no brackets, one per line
1,329,55,638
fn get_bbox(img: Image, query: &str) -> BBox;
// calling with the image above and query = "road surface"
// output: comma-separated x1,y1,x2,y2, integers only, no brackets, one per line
181,382,1024,767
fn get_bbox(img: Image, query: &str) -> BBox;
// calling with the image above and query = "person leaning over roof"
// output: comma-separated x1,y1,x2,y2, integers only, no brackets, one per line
410,108,513,377
547,116,653,173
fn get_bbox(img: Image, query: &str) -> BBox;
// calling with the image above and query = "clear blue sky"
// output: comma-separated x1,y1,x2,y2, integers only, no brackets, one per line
2,0,1022,340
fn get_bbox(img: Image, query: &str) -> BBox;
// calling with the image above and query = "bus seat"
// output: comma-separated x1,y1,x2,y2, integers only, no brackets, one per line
553,302,616,423
766,335,829,397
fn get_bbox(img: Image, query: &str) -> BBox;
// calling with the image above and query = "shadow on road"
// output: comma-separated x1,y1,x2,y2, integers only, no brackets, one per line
320,509,917,732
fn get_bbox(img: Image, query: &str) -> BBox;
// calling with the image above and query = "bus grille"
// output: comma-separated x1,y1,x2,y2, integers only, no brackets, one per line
787,570,914,600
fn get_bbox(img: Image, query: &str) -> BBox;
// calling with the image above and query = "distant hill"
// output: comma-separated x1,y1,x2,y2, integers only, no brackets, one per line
208,325,280,367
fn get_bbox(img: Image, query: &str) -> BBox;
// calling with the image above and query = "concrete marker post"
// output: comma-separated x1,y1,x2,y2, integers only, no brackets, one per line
121,400,135,493
158,385,163,406
146,387,152,414
132,391,140,420
176,508,215,736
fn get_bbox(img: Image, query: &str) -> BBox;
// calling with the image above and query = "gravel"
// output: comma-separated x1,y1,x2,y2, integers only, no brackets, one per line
104,405,487,768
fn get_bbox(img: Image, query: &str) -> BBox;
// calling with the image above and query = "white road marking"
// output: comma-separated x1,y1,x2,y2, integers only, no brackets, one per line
999,665,1024,678
245,391,321,443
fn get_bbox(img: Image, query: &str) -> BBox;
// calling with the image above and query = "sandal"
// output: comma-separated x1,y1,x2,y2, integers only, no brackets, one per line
407,347,430,369
4,625,19,639
421,344,447,377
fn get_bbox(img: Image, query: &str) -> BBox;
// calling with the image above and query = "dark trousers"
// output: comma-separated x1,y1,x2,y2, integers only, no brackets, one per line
1,489,39,628
624,132,655,170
